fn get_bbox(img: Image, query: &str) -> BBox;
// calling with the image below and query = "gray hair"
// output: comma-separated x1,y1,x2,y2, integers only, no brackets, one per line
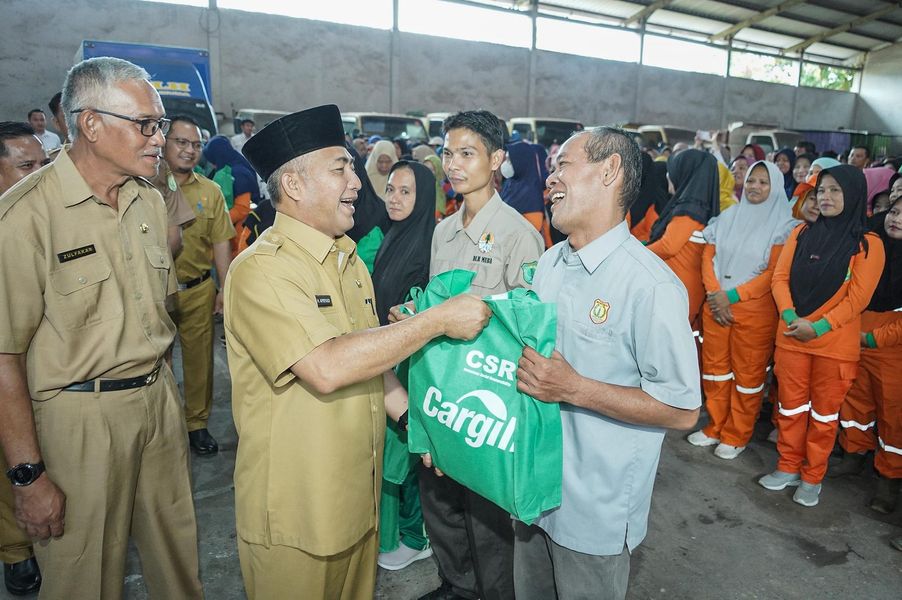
581,126,642,215
61,57,151,140
266,155,308,205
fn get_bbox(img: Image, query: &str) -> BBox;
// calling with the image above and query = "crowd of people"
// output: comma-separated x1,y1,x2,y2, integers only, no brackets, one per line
0,54,899,600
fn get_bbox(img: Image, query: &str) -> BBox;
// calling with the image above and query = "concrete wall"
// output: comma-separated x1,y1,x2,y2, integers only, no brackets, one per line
856,43,902,136
1,0,880,136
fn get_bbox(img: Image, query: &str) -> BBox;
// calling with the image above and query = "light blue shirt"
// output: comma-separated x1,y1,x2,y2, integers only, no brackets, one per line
533,220,701,555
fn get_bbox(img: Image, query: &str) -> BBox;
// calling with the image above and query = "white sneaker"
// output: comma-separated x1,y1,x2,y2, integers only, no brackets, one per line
687,430,719,447
377,543,433,571
714,443,745,460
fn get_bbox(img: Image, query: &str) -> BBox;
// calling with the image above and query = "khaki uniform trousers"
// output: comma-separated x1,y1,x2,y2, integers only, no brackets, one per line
238,527,377,600
174,277,216,432
0,447,33,564
32,362,203,599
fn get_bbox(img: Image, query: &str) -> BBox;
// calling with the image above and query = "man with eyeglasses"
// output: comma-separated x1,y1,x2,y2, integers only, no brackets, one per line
0,57,204,598
163,115,234,456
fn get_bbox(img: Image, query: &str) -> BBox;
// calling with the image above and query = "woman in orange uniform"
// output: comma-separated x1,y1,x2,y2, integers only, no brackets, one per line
688,161,798,459
647,149,720,326
760,165,885,507
834,198,902,513
628,152,670,243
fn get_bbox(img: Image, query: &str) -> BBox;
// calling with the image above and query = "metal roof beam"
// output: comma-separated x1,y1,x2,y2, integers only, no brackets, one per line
623,0,675,26
786,1,902,53
710,0,808,41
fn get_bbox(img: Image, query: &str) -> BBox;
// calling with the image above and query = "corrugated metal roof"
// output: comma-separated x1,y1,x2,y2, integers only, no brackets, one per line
534,0,902,63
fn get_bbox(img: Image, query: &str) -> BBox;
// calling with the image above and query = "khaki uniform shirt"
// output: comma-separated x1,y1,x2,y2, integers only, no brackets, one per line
0,148,176,400
150,161,195,229
174,172,235,282
224,212,384,556
431,192,544,295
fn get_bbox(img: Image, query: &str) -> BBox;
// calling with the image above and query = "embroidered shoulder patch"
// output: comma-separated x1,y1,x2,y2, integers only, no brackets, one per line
521,261,538,285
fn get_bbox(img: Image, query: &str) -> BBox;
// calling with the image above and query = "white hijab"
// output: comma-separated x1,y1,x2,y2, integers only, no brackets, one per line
365,140,399,200
703,161,799,289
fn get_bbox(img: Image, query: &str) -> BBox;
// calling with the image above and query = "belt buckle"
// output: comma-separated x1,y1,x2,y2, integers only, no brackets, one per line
145,370,158,385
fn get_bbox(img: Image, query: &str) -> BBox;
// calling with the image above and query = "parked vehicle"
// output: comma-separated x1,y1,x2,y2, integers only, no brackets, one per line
76,40,217,135
232,109,289,134
508,118,584,148
426,112,451,138
638,125,696,149
342,113,428,143
745,129,803,155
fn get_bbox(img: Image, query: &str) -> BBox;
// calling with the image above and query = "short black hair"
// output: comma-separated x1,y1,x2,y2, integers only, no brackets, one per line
581,126,643,216
168,114,201,130
442,110,505,155
0,121,37,158
852,145,870,158
795,140,816,155
27,108,44,119
240,118,255,126
48,92,63,115
796,153,816,166
821,150,838,159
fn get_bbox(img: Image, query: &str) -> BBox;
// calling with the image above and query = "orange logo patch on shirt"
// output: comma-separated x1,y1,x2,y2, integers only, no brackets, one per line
589,299,610,324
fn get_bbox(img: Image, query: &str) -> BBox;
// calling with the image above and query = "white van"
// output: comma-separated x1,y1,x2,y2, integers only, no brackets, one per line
508,118,584,148
342,113,429,143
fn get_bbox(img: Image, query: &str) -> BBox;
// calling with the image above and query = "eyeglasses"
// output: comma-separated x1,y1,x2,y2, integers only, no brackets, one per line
169,137,203,152
70,108,171,137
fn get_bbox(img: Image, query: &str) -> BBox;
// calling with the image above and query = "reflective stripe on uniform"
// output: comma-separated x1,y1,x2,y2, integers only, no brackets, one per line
811,409,839,423
702,372,734,382
689,232,706,244
736,383,765,394
778,402,810,416
878,437,902,456
839,419,876,431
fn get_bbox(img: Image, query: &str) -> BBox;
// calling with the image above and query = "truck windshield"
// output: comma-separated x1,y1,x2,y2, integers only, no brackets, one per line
359,117,428,143
163,97,217,136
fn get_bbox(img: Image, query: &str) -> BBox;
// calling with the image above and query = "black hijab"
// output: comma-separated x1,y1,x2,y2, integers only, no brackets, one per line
649,149,719,243
631,153,670,226
790,165,870,317
345,142,390,243
372,161,437,325
866,197,901,312
775,147,797,200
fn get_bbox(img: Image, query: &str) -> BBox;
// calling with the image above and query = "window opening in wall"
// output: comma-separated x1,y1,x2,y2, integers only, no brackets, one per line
642,35,727,76
536,17,640,63
800,63,855,92
217,0,394,30
728,51,799,86
398,0,532,48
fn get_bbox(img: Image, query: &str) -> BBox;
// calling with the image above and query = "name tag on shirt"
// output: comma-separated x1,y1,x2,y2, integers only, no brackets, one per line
57,244,97,263
316,295,333,308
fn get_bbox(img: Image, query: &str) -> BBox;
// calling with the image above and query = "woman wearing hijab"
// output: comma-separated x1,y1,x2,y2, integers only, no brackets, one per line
366,140,400,201
773,147,797,199
741,144,766,162
730,155,750,201
628,153,670,242
833,197,902,513
203,135,261,256
688,161,798,459
863,166,896,215
793,154,814,186
761,165,885,507
648,149,720,325
420,154,449,220
373,161,436,571
808,156,840,179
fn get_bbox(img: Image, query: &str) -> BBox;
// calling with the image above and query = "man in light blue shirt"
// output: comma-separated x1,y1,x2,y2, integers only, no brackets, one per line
516,127,701,600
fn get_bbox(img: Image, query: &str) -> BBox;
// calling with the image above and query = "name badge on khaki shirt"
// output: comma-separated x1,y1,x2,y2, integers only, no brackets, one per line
57,244,97,263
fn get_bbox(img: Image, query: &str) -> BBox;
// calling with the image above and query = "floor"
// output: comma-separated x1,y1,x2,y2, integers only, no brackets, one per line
3,323,900,599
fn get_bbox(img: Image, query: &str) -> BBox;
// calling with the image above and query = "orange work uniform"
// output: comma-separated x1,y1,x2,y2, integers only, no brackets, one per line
838,310,902,478
627,206,658,244
647,215,706,326
700,243,782,447
771,227,885,484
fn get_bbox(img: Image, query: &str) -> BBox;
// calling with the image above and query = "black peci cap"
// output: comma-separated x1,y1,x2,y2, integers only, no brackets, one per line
241,104,346,181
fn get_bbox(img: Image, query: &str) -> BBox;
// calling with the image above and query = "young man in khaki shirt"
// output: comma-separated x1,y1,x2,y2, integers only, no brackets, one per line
225,104,492,599
0,58,203,599
163,115,234,455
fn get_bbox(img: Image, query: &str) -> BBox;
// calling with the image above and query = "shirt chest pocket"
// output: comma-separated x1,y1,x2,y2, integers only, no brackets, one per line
48,255,123,330
144,245,172,302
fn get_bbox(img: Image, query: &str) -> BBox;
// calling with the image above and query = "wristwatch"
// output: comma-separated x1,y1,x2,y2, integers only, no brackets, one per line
5,461,45,486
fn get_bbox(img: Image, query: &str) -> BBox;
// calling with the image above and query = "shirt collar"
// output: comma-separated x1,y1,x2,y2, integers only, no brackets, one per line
54,148,96,208
444,192,504,243
555,220,630,274
272,212,358,266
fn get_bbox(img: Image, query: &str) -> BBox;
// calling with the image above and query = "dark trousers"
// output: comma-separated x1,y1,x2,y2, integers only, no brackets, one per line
418,463,515,600
513,521,630,600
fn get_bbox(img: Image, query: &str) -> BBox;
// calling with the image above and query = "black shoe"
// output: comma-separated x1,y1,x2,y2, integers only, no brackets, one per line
4,556,41,596
418,580,467,600
188,428,219,456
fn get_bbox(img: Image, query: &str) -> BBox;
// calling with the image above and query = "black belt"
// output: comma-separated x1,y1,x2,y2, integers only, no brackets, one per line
177,270,211,291
63,367,160,393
